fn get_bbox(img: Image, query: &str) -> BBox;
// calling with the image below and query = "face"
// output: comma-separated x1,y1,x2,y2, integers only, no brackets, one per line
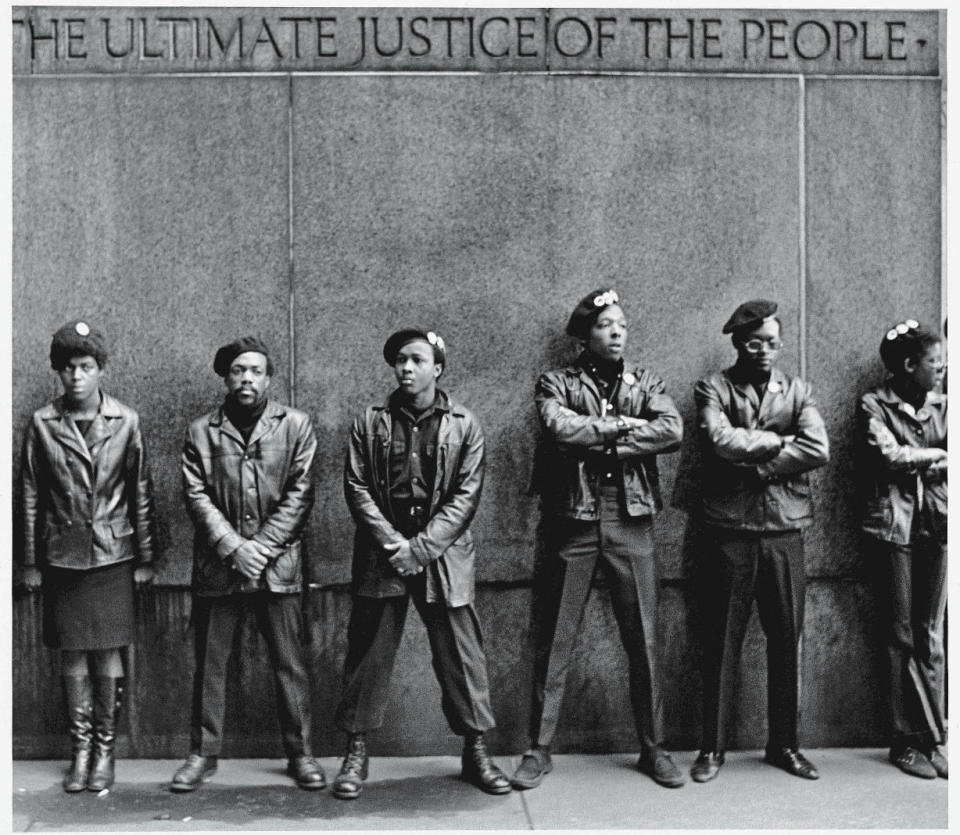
904,342,944,393
58,355,103,405
586,304,627,361
735,318,782,374
225,351,271,406
394,340,441,398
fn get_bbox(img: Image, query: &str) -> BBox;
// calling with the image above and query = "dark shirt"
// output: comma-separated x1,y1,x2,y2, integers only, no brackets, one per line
578,352,624,485
224,397,267,445
388,391,446,511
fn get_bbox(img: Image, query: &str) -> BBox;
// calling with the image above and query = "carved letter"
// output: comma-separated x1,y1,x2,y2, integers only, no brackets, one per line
886,21,907,61
793,20,830,60
479,17,509,58
65,18,86,59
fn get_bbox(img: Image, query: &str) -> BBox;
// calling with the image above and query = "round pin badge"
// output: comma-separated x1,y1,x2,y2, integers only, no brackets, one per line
622,371,636,386
916,408,930,421
75,322,90,336
768,381,781,394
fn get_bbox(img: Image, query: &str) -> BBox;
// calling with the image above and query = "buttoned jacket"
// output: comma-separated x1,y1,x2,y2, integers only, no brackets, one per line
182,400,317,595
534,355,683,520
858,382,947,545
344,389,483,606
20,392,155,571
695,366,829,530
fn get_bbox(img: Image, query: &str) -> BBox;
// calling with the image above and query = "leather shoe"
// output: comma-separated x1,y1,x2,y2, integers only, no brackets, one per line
461,733,511,794
890,747,937,779
765,747,819,780
511,747,553,789
927,746,948,779
170,754,218,792
287,755,326,790
332,734,369,800
638,748,685,788
690,751,724,783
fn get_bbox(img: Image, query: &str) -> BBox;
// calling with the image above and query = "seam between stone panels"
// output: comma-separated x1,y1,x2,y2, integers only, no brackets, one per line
287,72,296,408
798,74,807,382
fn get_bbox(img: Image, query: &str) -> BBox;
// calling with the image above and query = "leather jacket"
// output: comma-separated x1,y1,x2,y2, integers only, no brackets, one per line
344,389,483,606
182,399,317,596
695,366,829,531
20,393,155,571
858,382,947,545
533,354,683,519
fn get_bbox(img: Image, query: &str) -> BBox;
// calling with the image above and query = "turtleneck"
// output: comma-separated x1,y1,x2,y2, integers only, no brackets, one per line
890,378,928,412
581,351,624,389
224,396,267,444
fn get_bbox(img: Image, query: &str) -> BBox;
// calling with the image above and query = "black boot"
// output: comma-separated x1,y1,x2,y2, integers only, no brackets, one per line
332,733,369,800
461,732,511,795
88,677,123,792
62,676,94,793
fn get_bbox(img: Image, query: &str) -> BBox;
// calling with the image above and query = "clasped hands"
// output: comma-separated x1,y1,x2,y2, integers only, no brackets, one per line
385,539,423,577
232,539,274,580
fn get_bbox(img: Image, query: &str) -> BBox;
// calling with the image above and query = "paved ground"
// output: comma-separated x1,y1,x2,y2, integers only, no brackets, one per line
11,749,948,830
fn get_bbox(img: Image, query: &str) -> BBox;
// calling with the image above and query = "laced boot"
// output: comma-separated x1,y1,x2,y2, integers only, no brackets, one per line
62,676,94,793
461,732,511,794
332,733,369,800
88,677,124,792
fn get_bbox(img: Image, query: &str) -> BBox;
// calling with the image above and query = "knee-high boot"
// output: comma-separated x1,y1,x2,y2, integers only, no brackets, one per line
62,676,94,793
88,677,124,792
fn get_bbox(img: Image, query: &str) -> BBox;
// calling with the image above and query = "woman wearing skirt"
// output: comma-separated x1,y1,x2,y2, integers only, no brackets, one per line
19,321,156,792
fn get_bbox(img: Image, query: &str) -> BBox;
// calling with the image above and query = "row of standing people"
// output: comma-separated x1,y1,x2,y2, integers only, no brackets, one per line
17,290,947,799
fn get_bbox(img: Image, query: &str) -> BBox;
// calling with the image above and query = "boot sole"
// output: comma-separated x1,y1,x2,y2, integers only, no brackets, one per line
332,785,363,800
170,768,218,792
461,773,512,794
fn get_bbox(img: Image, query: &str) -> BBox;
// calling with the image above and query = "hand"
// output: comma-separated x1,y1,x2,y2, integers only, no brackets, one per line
619,416,648,432
781,434,796,445
20,566,42,591
386,540,423,577
232,540,271,580
134,566,155,589
927,457,948,477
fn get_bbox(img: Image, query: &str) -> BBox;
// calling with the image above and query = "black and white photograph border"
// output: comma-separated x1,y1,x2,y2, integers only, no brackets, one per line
5,0,954,831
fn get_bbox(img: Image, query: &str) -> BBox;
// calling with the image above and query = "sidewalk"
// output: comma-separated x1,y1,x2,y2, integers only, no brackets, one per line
12,750,948,831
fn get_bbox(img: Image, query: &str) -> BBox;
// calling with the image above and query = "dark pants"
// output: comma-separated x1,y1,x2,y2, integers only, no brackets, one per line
699,527,805,753
334,570,496,736
880,536,947,753
190,592,312,758
530,488,662,753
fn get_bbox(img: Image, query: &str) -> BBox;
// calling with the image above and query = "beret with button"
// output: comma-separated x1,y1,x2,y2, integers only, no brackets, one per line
382,328,446,366
566,288,621,339
213,336,271,377
49,321,108,369
722,299,778,335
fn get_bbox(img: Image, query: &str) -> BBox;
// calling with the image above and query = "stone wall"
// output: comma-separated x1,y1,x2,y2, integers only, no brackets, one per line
12,7,944,757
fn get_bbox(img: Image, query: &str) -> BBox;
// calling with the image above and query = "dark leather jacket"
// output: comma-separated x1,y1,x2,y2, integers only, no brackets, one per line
695,366,829,531
20,393,155,571
858,382,947,545
534,355,683,519
182,400,317,596
344,389,483,606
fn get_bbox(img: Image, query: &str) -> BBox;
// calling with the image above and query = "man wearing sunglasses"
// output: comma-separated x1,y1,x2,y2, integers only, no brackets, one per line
691,300,829,784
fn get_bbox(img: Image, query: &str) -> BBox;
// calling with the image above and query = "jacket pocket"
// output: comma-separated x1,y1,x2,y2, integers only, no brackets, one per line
779,479,812,520
862,497,894,539
110,519,135,538
266,541,302,587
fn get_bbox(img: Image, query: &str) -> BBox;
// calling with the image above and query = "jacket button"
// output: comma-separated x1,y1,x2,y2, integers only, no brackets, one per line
85,520,93,528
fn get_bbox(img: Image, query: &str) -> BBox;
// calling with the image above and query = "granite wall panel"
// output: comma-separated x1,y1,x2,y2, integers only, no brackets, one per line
804,79,943,578
291,74,801,588
12,76,292,587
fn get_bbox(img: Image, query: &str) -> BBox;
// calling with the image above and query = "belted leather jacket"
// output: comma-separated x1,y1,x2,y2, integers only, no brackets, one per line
344,389,483,606
858,382,947,545
20,393,155,571
533,355,683,520
182,400,317,596
695,366,830,531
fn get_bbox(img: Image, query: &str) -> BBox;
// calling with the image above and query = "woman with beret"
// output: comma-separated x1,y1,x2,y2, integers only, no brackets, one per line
858,320,947,779
19,322,156,792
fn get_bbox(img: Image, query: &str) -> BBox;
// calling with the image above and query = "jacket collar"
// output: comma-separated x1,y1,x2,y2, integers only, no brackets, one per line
874,380,945,419
209,399,287,446
40,391,122,462
724,365,789,413
567,352,640,402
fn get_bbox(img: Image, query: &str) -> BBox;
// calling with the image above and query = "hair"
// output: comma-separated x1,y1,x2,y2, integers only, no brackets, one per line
879,324,940,374
50,347,105,372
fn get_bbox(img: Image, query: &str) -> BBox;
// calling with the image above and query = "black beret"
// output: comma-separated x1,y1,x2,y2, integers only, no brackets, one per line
49,321,108,369
722,299,779,335
382,328,446,366
213,336,271,377
566,288,621,339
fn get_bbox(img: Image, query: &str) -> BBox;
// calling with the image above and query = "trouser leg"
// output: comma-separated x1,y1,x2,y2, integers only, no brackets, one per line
599,514,661,754
190,596,243,757
409,576,496,735
255,592,314,759
911,537,947,743
699,529,759,753
754,531,805,751
529,517,597,748
334,594,408,734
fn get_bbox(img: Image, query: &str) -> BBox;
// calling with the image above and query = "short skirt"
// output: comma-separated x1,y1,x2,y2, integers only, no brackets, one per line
42,560,135,651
